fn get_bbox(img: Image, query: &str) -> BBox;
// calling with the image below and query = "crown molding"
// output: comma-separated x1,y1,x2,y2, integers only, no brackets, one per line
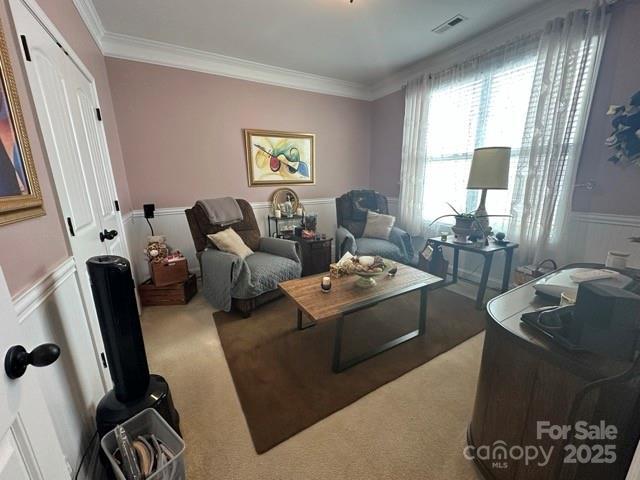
72,0,106,52
368,0,594,100
101,31,373,100
72,0,596,101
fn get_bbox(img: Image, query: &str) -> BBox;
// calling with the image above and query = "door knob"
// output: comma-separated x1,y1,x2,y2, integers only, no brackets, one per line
4,343,60,379
99,229,118,242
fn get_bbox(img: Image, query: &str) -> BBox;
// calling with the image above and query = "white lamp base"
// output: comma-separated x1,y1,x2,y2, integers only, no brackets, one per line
474,189,491,236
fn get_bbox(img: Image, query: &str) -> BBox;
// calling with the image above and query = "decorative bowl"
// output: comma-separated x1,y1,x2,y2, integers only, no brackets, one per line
353,259,394,288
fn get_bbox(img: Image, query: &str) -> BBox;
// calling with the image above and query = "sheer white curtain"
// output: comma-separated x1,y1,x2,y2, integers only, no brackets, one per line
508,2,611,265
398,74,430,236
421,35,540,236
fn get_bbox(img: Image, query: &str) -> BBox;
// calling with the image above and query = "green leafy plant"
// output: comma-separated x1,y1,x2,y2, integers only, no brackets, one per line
429,203,510,241
429,203,509,226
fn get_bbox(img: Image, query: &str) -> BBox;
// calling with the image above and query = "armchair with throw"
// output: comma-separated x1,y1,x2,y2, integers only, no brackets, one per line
335,190,414,264
185,199,302,317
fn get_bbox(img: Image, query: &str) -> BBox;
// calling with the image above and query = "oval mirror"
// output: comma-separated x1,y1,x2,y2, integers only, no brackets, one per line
271,188,299,216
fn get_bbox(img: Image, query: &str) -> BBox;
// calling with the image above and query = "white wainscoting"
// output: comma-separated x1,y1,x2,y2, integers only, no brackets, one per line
126,198,340,284
125,199,640,288
12,257,107,478
567,212,640,267
125,196,504,289
432,212,640,290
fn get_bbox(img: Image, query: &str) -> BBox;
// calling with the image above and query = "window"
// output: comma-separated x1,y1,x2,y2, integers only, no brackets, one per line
422,55,537,233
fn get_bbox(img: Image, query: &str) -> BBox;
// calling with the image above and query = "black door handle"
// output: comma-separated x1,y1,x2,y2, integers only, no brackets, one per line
99,229,118,242
4,343,60,379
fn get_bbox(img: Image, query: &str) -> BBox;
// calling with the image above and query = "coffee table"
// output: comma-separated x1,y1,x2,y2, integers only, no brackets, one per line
279,263,442,372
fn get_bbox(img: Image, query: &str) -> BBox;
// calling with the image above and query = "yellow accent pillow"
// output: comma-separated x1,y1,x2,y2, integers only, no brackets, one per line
207,228,253,259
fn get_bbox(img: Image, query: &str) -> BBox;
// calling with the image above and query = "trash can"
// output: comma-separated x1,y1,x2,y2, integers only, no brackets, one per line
101,408,185,480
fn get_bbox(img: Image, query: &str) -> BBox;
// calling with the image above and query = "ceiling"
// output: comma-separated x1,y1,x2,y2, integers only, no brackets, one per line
90,0,548,86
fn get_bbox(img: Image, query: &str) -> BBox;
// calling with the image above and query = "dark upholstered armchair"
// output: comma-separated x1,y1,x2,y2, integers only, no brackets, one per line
185,199,301,317
335,190,414,264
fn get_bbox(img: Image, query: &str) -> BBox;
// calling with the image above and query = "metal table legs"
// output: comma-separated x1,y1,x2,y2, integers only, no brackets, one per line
331,286,428,373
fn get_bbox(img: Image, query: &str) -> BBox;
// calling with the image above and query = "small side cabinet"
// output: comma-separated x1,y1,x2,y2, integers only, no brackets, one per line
296,237,333,276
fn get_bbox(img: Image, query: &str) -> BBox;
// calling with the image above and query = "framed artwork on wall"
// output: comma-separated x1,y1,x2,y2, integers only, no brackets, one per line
0,21,43,226
244,129,315,186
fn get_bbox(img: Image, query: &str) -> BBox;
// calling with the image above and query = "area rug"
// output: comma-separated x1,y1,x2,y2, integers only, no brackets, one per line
213,288,485,453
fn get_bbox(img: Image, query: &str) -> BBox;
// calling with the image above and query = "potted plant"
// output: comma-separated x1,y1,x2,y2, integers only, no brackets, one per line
430,203,509,244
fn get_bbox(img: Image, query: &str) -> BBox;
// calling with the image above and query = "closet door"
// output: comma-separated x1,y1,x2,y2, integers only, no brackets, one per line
63,58,126,259
9,0,128,388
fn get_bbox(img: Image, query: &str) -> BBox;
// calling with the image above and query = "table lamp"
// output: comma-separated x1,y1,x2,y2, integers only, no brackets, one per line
467,147,511,235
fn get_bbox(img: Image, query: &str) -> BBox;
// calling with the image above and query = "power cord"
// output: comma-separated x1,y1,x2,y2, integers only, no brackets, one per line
74,430,98,480
146,217,155,236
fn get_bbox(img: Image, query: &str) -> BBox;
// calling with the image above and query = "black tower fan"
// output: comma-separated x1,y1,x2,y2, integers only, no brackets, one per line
87,255,180,438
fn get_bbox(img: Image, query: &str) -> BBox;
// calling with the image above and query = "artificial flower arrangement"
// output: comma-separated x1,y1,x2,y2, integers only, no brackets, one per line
606,90,640,166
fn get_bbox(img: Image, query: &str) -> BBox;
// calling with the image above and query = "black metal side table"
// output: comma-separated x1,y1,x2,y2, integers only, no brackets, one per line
267,214,304,238
428,237,519,309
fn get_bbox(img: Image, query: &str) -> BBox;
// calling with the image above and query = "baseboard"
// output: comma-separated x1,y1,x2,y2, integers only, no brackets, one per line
452,266,503,291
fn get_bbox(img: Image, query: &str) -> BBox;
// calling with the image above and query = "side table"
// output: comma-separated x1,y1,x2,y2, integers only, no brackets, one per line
427,237,519,309
293,236,333,276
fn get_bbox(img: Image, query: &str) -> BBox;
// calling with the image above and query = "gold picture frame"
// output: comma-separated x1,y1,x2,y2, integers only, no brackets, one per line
244,129,315,186
0,20,44,226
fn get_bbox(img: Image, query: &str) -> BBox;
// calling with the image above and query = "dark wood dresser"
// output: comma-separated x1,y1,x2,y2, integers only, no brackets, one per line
469,264,640,480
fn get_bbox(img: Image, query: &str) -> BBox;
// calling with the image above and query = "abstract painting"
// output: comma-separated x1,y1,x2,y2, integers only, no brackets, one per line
244,129,315,186
0,21,43,225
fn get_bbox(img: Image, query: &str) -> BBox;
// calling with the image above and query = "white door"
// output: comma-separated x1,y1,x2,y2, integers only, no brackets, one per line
0,267,69,479
10,0,131,388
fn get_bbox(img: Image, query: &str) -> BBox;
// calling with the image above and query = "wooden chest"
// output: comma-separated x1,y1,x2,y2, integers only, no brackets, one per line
139,274,197,306
149,257,189,286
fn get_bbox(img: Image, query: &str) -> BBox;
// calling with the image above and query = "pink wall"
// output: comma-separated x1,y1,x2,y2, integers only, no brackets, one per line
0,3,68,295
0,0,130,295
105,58,372,208
572,0,640,216
370,90,404,198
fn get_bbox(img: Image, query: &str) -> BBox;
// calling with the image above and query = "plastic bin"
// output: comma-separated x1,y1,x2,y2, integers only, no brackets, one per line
101,408,185,480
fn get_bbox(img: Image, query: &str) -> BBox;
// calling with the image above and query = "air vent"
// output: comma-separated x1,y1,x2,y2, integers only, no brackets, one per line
432,14,467,34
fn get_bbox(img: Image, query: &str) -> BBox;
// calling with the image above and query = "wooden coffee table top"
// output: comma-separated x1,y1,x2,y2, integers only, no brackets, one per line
279,263,442,323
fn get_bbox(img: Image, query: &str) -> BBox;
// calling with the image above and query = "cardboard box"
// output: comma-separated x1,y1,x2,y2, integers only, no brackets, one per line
149,257,189,286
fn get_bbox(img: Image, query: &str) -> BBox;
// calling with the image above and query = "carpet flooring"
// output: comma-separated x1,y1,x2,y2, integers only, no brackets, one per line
141,292,485,480
213,288,486,453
